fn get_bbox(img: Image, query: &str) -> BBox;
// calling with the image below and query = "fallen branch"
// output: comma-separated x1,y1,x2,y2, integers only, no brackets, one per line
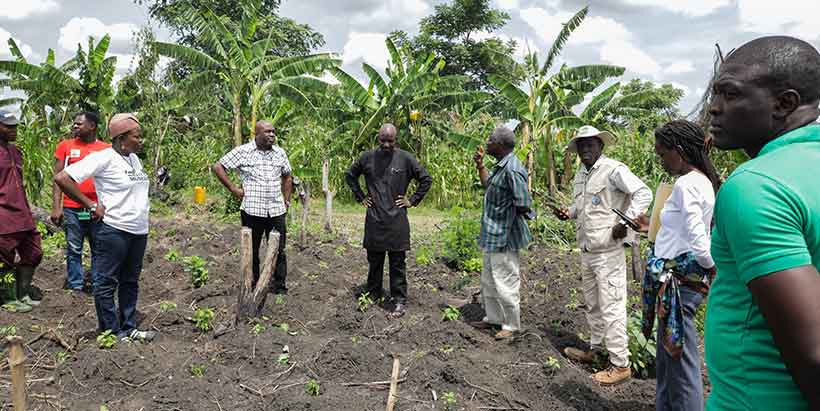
385,357,401,411
464,378,498,396
341,378,407,387
239,383,264,398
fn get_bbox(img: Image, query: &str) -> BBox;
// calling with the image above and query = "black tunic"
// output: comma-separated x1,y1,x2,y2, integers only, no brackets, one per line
345,149,432,252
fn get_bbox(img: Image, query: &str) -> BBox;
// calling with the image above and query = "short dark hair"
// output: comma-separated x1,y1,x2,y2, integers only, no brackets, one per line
490,126,516,149
76,111,100,128
726,36,820,103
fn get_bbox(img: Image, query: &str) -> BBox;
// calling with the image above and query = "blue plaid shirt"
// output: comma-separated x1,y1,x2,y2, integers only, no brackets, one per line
478,153,532,252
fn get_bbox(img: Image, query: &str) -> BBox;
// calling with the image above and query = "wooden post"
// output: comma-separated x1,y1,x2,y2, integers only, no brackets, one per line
385,357,401,411
631,235,641,282
322,159,334,233
299,184,310,248
7,336,26,411
235,229,281,324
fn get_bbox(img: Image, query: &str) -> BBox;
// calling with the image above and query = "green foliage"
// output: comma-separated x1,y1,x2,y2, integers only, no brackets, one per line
184,255,209,288
251,323,265,335
440,208,482,272
193,307,215,332
276,353,290,365
190,364,206,377
543,355,561,372
96,330,117,349
305,379,321,396
357,292,375,313
0,324,18,336
274,294,286,305
565,288,580,310
164,249,179,262
55,351,69,364
442,392,457,410
159,301,178,312
627,311,656,378
441,305,461,322
416,246,435,265
695,300,708,338
37,223,67,258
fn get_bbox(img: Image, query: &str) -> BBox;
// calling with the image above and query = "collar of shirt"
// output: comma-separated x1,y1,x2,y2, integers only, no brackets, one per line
491,152,514,174
758,124,820,157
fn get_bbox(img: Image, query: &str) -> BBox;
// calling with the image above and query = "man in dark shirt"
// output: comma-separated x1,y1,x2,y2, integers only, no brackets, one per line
0,110,42,312
345,123,432,317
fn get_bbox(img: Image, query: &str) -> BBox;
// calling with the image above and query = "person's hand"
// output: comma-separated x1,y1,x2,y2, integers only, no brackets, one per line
92,204,106,221
634,214,650,233
395,195,412,209
553,207,571,221
705,265,717,282
473,146,485,169
362,196,373,208
50,209,63,226
612,222,628,240
230,186,245,200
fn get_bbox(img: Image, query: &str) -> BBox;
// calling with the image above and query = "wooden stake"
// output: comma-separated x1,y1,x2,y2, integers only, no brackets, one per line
236,230,280,324
299,184,310,248
7,336,27,411
385,357,401,411
631,236,641,282
251,233,280,305
322,159,334,233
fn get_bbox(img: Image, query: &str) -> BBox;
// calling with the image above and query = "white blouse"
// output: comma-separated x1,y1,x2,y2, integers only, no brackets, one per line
654,171,715,268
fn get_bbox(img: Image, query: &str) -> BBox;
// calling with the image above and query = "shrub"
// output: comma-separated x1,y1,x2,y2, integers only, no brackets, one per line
440,208,482,272
184,256,209,288
627,311,656,378
193,307,215,332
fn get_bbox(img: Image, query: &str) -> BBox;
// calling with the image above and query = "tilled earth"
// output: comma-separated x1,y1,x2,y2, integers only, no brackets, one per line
0,213,656,410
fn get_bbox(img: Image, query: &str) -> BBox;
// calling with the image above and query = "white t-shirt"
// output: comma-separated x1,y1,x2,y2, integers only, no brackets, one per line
65,148,150,235
654,170,715,268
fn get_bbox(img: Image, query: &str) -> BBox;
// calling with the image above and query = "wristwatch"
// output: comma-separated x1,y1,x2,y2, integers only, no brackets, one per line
89,203,98,213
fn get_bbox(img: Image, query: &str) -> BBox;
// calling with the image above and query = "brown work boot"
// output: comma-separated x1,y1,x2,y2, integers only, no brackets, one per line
592,365,631,385
564,346,597,363
494,329,515,341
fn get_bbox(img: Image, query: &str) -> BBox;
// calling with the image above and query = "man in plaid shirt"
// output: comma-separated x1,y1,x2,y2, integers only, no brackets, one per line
471,126,533,340
213,121,293,294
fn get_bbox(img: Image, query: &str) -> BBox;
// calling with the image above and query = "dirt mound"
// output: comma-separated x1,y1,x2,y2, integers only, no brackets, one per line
0,215,655,410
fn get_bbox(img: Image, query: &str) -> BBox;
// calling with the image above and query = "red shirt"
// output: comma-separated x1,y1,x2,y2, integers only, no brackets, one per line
0,141,35,234
54,138,110,209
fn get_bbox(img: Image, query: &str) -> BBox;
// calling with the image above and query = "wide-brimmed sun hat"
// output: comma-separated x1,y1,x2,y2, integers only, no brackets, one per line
566,125,616,153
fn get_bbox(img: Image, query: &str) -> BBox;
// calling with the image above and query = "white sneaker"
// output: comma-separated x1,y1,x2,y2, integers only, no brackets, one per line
128,329,156,342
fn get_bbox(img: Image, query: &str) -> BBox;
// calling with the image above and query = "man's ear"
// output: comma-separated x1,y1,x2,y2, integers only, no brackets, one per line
773,89,801,120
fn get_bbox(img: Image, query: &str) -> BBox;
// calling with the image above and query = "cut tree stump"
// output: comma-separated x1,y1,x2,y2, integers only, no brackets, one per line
7,336,27,411
235,228,280,324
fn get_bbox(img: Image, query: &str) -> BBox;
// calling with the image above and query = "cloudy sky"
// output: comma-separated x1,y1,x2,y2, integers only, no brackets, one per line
1,0,819,112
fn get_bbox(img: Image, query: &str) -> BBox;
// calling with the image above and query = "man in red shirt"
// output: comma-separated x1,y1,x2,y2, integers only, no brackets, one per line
50,112,109,292
0,109,42,313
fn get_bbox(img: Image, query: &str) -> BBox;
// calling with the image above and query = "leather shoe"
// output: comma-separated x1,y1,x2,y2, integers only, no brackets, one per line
564,346,597,363
494,329,515,340
592,365,631,385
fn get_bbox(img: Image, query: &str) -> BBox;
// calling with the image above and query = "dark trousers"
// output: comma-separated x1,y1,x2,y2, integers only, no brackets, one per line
63,207,99,290
93,223,147,337
241,211,287,293
366,250,407,303
655,286,705,411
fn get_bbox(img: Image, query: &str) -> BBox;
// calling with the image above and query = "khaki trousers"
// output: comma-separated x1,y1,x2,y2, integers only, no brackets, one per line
581,248,629,368
480,250,521,331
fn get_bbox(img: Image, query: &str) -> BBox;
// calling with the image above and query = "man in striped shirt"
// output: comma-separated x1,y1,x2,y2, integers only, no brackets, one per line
471,126,533,340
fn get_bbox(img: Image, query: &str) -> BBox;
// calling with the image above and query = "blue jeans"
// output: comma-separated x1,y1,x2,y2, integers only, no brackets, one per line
93,223,147,336
63,207,99,290
656,285,705,411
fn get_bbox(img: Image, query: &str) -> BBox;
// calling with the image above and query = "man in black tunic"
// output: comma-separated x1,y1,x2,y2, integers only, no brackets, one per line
345,123,432,317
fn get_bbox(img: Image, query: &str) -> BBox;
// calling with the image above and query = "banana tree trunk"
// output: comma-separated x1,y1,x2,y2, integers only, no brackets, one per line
250,94,259,140
522,122,533,191
545,126,556,195
233,92,243,147
561,147,575,188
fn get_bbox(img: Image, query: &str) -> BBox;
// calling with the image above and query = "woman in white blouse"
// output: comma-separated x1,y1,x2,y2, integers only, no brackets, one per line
638,120,721,411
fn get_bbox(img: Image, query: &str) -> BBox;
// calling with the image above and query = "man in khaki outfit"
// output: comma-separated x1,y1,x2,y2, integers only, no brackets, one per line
555,125,652,385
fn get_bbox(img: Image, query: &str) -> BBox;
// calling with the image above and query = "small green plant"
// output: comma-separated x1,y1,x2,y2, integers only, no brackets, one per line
184,255,209,288
251,323,265,335
190,364,206,377
350,335,360,344
164,249,179,262
442,391,457,410
274,294,286,305
278,322,290,333
276,353,290,365
305,379,321,396
357,292,374,313
627,311,657,378
55,351,69,364
415,246,435,266
544,356,561,372
159,301,178,312
440,209,482,271
334,245,346,256
193,307,215,332
96,330,117,349
695,301,707,338
441,305,461,322
565,288,580,310
0,324,17,336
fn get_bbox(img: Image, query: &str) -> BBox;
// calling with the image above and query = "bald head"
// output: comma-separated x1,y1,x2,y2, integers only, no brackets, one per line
378,123,398,152
725,36,820,104
254,120,276,150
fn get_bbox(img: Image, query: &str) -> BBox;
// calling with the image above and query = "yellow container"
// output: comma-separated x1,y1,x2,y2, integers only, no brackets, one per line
648,183,673,243
194,186,206,204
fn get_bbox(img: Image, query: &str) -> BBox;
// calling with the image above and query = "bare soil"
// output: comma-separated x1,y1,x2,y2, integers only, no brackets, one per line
1,210,656,410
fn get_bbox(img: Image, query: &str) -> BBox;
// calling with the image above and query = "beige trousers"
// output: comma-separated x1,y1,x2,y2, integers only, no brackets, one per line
480,250,521,331
580,248,629,368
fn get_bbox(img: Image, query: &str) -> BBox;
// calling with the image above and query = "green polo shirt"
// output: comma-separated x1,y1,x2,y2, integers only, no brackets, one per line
706,124,820,410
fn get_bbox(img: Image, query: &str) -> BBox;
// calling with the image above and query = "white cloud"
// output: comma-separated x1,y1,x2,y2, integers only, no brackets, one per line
350,0,430,28
342,32,390,69
58,17,137,52
495,0,520,10
110,53,138,73
0,0,59,20
0,27,35,60
622,0,731,17
738,0,820,40
519,8,567,45
569,16,632,45
667,81,691,96
664,61,695,75
600,40,662,77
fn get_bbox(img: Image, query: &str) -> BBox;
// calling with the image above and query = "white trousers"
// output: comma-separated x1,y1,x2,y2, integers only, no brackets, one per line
480,250,521,331
581,248,629,368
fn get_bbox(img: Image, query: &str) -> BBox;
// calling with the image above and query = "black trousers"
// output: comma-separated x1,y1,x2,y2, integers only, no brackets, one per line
241,211,288,293
366,250,407,303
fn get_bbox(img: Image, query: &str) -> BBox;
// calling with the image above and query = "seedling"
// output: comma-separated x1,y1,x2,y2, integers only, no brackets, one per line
350,336,360,344
357,292,374,313
159,301,177,312
164,249,179,262
55,351,69,364
544,356,561,372
190,364,206,377
184,256,209,288
251,323,265,335
274,294,286,305
441,305,461,322
334,245,346,256
0,325,17,336
193,307,215,332
305,379,321,396
96,330,117,349
442,392,457,410
565,288,580,310
276,353,290,364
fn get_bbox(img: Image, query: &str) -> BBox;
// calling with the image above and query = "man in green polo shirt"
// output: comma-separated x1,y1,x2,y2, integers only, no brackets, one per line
706,35,820,410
